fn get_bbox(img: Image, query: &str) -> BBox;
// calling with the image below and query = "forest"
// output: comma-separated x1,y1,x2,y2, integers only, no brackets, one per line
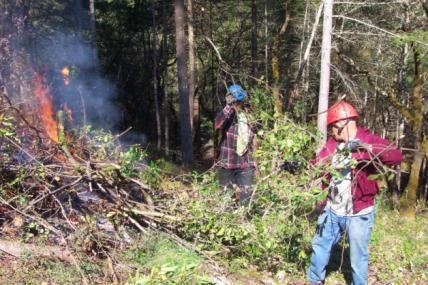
0,0,427,284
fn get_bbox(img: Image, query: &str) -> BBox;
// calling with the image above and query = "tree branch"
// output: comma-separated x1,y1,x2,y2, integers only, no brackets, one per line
333,15,428,46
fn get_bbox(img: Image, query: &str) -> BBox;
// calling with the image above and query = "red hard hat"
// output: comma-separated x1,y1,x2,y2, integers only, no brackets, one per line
327,101,358,125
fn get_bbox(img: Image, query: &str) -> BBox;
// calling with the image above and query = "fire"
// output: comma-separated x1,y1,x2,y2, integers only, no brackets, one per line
61,66,70,86
33,73,59,142
61,66,70,77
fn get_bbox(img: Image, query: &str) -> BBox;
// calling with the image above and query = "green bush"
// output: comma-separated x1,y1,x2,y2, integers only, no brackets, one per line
127,232,212,285
176,88,325,273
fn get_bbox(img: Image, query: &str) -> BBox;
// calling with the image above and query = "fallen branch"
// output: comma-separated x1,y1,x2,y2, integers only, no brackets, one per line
0,239,73,263
23,177,83,212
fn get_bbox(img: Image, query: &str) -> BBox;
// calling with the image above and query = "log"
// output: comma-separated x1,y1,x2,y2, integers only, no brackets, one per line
0,240,73,263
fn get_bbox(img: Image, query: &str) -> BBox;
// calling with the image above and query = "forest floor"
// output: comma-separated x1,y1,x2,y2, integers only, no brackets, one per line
0,202,427,285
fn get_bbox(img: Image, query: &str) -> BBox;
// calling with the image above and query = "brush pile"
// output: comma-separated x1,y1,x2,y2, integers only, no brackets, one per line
0,89,182,267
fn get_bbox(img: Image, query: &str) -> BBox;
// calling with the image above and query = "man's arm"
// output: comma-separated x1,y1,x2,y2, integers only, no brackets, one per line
351,135,403,166
214,105,235,130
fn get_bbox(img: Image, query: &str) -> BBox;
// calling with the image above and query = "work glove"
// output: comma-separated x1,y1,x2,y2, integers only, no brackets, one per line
226,94,237,106
346,139,364,151
280,160,301,174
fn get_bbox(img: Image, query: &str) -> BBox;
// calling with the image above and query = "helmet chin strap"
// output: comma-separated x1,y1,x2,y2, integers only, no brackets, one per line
338,120,358,142
335,119,350,136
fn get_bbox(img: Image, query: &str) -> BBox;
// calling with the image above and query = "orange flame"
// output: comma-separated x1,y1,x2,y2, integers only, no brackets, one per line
33,73,59,142
61,66,70,77
61,66,70,86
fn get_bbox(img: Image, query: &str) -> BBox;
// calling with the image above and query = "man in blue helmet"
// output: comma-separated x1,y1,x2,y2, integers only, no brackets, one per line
215,84,256,206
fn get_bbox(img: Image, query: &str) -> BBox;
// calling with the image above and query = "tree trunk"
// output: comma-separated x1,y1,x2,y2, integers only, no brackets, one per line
271,0,291,115
152,0,161,149
294,2,323,84
264,0,269,89
392,43,408,206
174,0,193,167
251,0,258,77
400,47,425,219
89,0,97,64
287,2,323,110
162,0,170,155
317,0,333,148
187,0,198,138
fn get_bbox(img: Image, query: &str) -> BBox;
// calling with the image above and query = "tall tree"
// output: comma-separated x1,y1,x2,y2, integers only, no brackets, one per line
317,0,333,147
152,0,161,149
264,0,269,89
187,0,198,138
251,0,258,77
387,47,426,219
162,0,170,155
271,0,291,115
174,0,193,166
89,0,97,63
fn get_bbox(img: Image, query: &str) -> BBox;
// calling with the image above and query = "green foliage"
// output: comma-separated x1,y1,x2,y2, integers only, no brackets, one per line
249,88,316,172
23,221,50,241
178,175,317,272
140,160,161,188
392,30,428,48
84,126,121,161
127,233,211,285
83,127,155,179
120,145,147,178
369,202,428,283
0,114,17,140
391,30,428,69
176,88,323,273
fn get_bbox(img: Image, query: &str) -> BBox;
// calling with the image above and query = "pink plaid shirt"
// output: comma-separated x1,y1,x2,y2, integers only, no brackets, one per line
215,105,255,169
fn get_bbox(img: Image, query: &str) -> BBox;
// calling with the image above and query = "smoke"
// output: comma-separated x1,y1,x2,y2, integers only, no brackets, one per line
34,32,121,130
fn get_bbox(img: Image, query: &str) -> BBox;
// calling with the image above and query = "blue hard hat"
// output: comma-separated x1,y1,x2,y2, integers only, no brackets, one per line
227,84,247,101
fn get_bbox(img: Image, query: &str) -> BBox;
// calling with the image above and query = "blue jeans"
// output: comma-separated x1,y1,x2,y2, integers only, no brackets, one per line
307,208,375,285
218,167,255,206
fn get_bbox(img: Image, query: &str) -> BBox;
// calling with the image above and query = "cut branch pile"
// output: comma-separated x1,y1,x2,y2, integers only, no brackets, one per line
0,92,182,268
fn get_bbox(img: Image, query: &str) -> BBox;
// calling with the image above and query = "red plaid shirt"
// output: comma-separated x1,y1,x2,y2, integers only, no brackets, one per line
215,105,255,169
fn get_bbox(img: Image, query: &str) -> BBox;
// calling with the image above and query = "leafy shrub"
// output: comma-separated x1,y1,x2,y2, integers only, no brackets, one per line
127,232,212,285
176,88,325,273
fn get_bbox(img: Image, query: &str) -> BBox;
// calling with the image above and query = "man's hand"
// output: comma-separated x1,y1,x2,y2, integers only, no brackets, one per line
346,139,372,152
226,94,237,106
346,139,363,151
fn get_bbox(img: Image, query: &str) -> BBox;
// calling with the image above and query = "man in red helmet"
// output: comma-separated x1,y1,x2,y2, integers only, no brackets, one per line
307,100,403,285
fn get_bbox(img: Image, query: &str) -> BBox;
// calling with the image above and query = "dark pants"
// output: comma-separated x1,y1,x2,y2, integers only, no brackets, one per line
218,167,255,206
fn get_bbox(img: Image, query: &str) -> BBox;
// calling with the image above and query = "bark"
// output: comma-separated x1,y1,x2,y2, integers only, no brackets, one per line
271,0,291,115
400,48,426,219
287,2,323,109
422,0,428,17
251,0,258,77
392,43,409,205
264,0,269,89
187,0,198,138
89,0,97,63
174,0,193,167
152,0,162,149
162,0,170,155
317,0,333,148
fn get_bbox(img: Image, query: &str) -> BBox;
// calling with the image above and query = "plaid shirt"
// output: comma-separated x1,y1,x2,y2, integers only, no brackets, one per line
215,105,255,169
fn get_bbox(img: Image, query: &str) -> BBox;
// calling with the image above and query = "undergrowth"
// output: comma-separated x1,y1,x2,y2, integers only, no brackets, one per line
174,88,324,274
126,232,212,284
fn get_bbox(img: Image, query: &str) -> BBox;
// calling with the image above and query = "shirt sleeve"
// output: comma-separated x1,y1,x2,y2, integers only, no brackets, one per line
351,135,403,166
214,105,235,129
